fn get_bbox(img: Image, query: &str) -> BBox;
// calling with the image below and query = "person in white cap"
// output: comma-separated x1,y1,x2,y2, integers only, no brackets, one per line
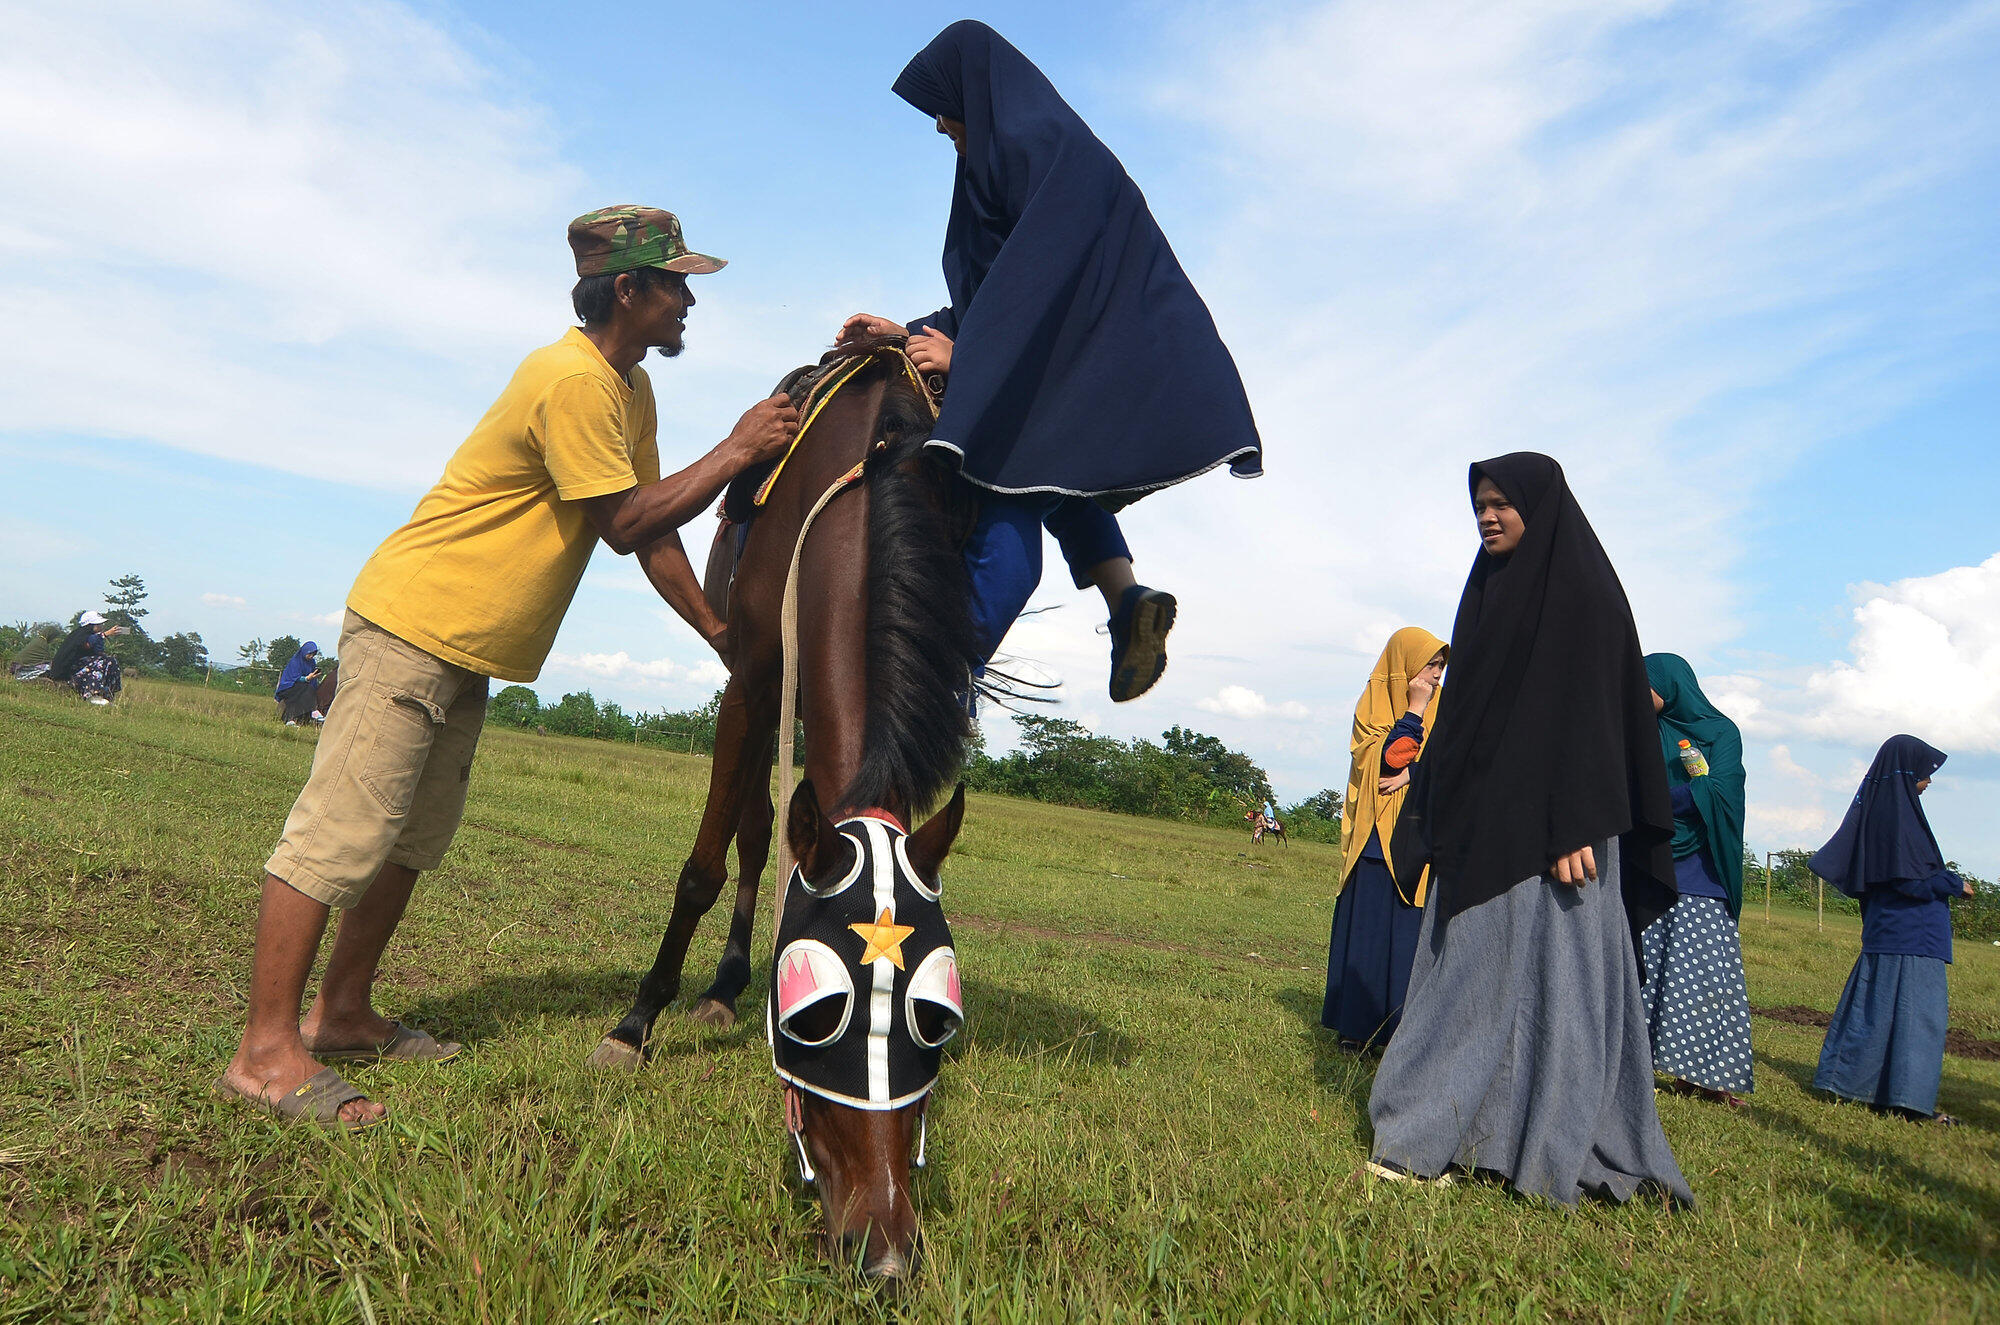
49,611,127,704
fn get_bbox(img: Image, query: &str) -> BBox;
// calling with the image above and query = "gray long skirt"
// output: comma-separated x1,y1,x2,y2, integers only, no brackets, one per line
1367,841,1695,1208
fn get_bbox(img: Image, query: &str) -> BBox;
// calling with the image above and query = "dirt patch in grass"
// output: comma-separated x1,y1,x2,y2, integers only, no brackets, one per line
1752,1003,2000,1061
15,784,57,801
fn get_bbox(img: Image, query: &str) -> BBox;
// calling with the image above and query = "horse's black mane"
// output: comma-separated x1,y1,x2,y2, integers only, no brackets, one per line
839,364,983,817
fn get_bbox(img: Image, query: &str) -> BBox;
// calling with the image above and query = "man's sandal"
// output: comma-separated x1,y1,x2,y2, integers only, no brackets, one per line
306,1021,463,1065
213,1067,385,1134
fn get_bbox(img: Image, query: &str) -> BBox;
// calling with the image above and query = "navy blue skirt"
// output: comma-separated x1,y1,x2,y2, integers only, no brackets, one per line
1813,953,1949,1116
1322,853,1422,1048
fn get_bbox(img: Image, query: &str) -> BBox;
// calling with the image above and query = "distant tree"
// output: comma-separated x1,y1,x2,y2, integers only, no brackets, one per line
155,632,210,679
96,572,159,672
490,685,542,727
1276,788,1342,845
597,700,636,743
1162,724,1276,809
235,637,270,685
543,690,602,737
103,573,149,627
266,635,303,672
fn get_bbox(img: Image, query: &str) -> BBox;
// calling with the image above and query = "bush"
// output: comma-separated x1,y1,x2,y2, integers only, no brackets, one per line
964,714,1278,827
490,685,541,728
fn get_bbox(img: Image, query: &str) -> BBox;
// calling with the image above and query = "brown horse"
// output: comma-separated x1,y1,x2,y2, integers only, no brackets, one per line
588,338,984,1280
1246,808,1288,847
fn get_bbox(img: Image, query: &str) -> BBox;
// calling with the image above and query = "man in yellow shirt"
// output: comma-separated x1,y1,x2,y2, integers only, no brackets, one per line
220,207,798,1129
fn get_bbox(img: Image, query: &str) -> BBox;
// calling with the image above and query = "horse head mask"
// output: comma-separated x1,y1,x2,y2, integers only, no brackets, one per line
769,782,964,1132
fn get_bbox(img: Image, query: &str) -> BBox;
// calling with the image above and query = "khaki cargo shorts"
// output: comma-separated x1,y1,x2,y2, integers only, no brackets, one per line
266,611,490,908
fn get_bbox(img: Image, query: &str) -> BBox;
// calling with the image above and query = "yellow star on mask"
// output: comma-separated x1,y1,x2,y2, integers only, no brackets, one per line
848,907,916,969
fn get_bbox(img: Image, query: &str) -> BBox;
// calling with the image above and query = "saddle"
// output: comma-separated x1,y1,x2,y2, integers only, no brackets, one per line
721,333,937,525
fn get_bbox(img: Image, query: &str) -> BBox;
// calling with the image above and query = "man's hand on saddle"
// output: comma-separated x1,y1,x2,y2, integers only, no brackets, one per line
726,393,800,470
906,327,952,376
836,313,907,347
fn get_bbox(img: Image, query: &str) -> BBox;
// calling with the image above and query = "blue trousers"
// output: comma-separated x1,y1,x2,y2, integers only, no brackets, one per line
965,494,1131,660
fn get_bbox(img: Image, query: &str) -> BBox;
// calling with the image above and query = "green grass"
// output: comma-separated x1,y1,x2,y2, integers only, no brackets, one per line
1,678,1995,1322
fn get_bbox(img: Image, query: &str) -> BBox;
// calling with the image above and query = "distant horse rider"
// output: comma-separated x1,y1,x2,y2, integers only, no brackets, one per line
274,641,324,725
219,207,799,1130
839,21,1262,703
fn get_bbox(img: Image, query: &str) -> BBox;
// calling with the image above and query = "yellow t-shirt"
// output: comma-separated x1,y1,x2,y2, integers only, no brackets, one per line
348,328,661,681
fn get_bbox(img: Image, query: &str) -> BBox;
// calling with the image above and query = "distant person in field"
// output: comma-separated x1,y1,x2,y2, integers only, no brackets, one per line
1365,454,1693,1208
1321,626,1445,1052
218,207,799,1130
836,20,1262,703
1639,654,1753,1108
50,611,126,705
1809,735,1972,1126
273,641,324,726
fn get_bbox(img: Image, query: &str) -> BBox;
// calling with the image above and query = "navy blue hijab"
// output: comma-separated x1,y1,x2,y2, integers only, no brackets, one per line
274,642,319,698
1810,735,1948,899
893,21,1262,506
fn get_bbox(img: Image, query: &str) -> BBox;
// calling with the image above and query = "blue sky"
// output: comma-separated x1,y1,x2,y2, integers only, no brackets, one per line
4,0,1998,877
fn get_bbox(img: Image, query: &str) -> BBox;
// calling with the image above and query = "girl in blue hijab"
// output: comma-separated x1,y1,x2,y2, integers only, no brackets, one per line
840,21,1263,702
1810,735,1971,1124
275,642,323,725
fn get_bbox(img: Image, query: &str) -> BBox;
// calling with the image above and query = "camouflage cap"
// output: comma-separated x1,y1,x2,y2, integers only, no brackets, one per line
567,205,726,278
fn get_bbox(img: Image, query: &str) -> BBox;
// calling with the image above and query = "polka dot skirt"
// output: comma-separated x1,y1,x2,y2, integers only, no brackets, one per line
1640,895,1755,1094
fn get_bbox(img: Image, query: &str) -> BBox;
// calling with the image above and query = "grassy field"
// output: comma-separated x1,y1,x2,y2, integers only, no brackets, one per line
2,678,1995,1322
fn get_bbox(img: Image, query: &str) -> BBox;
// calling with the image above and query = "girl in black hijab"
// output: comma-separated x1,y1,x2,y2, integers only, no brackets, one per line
839,21,1262,702
1810,736,1971,1124
1367,454,1692,1208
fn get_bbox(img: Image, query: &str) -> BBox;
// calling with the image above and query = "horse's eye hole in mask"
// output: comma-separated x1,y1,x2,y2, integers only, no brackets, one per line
906,948,963,1048
775,941,854,1046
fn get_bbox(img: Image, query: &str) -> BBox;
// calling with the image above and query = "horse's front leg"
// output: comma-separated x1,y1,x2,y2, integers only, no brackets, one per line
690,734,776,1030
588,680,757,1069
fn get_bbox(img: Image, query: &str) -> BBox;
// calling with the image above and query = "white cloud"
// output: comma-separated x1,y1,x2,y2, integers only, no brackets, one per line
201,592,248,608
1794,554,2000,750
545,650,728,691
1196,685,1310,722
1742,553,2000,752
1085,0,2000,796
0,1,580,487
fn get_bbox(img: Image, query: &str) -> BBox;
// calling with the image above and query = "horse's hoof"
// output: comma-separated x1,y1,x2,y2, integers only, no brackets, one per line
586,1035,645,1071
689,998,737,1030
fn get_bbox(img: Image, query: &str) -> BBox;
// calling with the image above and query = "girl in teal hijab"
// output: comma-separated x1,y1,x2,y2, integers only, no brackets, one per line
1650,654,1747,916
1639,653,1754,1105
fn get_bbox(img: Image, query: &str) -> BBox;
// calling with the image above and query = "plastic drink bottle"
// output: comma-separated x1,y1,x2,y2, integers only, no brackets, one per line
1677,740,1709,777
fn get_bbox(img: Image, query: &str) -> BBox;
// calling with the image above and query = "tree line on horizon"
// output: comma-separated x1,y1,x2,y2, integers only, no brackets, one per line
2,573,322,693
11,578,1987,927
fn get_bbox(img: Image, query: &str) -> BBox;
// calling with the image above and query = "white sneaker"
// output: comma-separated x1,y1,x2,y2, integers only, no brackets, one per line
285,719,299,726
310,710,324,721
88,697,111,706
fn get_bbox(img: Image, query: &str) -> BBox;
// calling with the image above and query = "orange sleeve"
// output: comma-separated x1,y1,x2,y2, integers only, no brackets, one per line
1383,736,1422,770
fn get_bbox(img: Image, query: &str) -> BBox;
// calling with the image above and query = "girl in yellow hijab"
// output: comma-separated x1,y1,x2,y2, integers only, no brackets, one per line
1321,626,1446,1050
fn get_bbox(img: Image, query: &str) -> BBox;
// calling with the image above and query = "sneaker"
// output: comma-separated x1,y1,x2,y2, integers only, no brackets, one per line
310,710,324,722
88,696,111,706
1107,585,1176,702
285,720,299,727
